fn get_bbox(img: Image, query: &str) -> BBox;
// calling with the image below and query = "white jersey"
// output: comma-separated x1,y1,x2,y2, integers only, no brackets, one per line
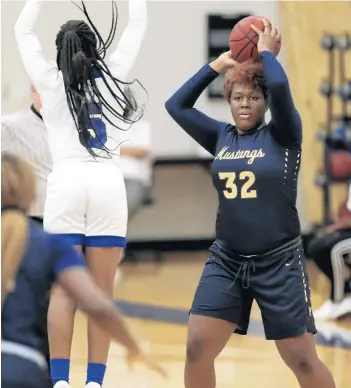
14,0,147,166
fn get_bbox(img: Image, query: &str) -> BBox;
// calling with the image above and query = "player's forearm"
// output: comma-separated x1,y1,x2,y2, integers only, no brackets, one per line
165,65,221,155
260,51,302,145
126,0,148,30
165,65,218,112
260,50,296,112
89,301,140,354
59,268,140,353
14,0,44,36
14,0,56,90
108,0,147,76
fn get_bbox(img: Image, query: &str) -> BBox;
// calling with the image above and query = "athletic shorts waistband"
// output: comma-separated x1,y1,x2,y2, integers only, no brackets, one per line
212,236,302,263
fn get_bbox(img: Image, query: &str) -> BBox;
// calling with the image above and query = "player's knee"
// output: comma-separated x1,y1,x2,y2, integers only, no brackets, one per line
295,356,315,375
284,353,316,375
186,337,206,364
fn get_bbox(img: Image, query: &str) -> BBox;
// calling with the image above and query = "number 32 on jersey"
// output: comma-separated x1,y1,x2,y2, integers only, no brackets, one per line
218,171,257,199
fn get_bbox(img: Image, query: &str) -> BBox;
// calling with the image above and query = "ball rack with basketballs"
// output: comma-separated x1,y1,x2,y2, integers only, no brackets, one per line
316,33,351,226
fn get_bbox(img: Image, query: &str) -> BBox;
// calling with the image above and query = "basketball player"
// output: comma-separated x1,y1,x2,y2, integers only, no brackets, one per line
14,0,147,387
2,86,52,370
165,20,336,388
1,153,164,388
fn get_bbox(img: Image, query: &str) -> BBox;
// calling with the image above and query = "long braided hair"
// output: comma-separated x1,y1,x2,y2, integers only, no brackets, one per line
55,1,145,158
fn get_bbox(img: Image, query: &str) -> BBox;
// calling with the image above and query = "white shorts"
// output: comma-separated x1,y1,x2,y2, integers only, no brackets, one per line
44,162,128,247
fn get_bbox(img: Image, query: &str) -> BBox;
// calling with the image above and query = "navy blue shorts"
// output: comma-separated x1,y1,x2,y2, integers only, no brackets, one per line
1,354,51,388
190,244,317,340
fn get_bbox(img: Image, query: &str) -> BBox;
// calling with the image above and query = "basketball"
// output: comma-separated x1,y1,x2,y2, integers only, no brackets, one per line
329,150,351,179
229,16,281,63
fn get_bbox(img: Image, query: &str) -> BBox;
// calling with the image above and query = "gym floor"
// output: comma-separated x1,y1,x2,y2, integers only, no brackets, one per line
70,252,351,388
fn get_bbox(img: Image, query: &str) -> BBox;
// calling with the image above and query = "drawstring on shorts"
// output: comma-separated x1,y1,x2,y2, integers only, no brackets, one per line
221,259,256,289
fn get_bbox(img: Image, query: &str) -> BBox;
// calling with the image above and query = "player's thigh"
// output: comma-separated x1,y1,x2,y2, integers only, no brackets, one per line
85,247,122,293
85,164,127,248
253,246,316,340
43,164,86,245
190,255,253,339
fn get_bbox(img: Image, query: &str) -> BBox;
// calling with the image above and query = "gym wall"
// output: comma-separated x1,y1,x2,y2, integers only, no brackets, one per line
1,1,315,243
279,1,351,225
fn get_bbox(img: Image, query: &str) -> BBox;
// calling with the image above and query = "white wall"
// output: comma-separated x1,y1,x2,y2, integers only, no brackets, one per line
1,0,280,159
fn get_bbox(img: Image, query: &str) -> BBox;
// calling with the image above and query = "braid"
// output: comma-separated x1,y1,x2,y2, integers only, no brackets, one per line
56,1,146,158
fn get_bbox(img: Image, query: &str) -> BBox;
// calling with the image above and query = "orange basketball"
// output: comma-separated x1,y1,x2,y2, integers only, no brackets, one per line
229,16,281,63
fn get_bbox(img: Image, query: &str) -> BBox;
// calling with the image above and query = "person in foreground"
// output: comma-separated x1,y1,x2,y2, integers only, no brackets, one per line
14,0,147,387
1,152,165,388
1,85,53,370
165,19,335,388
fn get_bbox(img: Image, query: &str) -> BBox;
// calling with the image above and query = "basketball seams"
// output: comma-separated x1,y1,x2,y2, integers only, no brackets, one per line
237,22,259,44
249,41,259,61
234,40,253,61
229,16,280,63
230,21,259,61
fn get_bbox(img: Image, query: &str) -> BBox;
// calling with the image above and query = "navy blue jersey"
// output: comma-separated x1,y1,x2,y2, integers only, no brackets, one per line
2,219,85,350
165,51,302,255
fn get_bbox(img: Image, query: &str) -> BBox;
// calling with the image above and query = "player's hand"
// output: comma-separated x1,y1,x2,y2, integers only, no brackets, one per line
210,50,237,73
251,18,281,55
126,347,168,378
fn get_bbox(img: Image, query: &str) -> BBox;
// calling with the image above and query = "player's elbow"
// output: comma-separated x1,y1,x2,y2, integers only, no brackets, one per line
165,96,179,118
14,22,22,40
14,16,27,38
165,98,173,113
13,23,30,48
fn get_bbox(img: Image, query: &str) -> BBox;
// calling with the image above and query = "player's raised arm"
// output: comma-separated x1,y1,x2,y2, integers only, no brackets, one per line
108,0,147,81
165,51,235,156
14,0,60,92
252,20,302,147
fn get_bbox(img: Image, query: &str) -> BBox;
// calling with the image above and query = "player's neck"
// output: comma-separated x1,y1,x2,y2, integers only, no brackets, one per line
237,120,266,136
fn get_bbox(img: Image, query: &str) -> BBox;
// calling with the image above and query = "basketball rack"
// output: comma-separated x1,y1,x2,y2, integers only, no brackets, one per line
316,32,351,225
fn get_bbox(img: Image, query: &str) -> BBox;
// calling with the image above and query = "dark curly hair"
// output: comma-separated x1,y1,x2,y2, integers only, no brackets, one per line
224,60,268,103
